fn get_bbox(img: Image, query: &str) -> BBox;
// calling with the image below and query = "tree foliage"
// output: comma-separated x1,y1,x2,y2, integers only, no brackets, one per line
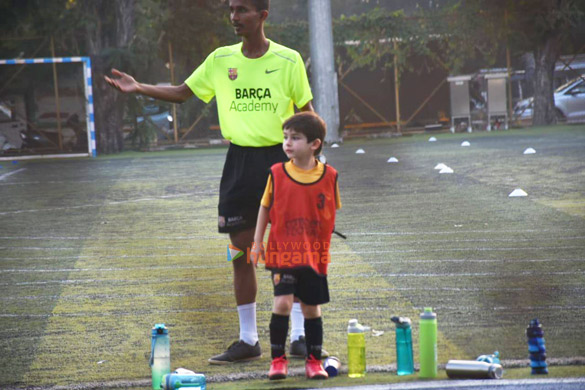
428,0,584,125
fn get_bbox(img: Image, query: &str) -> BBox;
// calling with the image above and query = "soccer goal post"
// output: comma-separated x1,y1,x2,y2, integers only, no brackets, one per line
0,56,96,160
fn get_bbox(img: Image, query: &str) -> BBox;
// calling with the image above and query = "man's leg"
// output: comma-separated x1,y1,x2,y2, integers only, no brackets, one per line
208,228,261,364
230,228,258,343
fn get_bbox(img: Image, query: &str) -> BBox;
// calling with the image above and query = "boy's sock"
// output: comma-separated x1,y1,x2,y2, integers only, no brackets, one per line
290,302,305,342
237,302,258,346
304,317,323,360
270,313,290,358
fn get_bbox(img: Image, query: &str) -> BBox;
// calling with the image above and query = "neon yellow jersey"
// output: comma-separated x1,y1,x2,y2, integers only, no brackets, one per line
185,40,313,147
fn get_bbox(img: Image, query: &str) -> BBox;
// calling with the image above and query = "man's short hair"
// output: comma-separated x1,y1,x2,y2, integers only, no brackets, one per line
283,112,327,156
251,0,269,12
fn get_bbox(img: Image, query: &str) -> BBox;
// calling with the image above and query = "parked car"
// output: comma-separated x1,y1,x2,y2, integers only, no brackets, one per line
514,75,585,124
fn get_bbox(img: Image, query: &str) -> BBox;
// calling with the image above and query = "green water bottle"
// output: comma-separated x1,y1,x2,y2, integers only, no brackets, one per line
347,319,369,378
150,324,171,389
419,308,437,378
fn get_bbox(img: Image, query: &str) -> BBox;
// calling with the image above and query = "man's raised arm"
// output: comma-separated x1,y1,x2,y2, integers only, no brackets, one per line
105,68,193,104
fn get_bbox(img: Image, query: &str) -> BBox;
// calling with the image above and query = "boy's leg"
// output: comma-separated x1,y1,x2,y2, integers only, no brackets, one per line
271,295,294,357
301,304,323,360
269,295,293,380
301,303,328,379
208,228,261,364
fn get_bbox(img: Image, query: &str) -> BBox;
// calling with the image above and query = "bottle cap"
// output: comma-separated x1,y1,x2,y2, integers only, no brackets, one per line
323,356,340,377
348,319,369,333
152,323,168,335
488,364,503,379
420,308,436,320
391,316,412,327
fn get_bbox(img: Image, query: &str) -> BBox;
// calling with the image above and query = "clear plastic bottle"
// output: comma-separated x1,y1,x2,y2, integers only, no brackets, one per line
419,308,438,378
150,324,171,389
391,316,414,375
347,319,369,378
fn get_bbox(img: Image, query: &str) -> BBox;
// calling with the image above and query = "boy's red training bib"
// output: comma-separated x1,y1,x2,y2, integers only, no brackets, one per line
265,162,338,276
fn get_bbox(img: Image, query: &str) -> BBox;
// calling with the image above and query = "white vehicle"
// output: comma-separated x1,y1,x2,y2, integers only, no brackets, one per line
514,75,585,124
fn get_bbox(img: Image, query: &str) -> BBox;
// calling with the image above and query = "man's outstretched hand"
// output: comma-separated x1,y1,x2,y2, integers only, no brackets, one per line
104,69,139,93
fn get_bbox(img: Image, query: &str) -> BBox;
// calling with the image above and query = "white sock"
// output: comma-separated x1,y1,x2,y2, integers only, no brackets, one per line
290,302,305,342
237,302,258,346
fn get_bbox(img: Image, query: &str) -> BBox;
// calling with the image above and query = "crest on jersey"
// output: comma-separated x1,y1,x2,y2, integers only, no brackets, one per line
228,68,238,81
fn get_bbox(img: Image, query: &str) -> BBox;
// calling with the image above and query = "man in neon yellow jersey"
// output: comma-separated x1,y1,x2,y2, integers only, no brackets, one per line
105,0,321,364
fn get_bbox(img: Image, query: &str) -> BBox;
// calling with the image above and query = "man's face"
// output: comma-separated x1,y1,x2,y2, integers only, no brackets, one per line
229,0,265,37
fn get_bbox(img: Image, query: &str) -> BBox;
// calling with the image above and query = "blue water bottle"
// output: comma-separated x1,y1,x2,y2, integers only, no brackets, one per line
477,351,500,364
161,372,206,390
391,316,414,375
150,324,171,389
526,319,548,374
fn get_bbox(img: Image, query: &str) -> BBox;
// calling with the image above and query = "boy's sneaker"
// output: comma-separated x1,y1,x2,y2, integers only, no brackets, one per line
305,354,328,379
268,355,288,380
208,340,262,365
289,336,330,359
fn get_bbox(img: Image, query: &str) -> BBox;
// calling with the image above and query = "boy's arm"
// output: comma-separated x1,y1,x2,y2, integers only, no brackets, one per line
251,205,270,265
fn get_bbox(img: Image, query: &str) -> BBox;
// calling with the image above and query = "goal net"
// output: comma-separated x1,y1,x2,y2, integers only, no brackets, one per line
0,57,96,160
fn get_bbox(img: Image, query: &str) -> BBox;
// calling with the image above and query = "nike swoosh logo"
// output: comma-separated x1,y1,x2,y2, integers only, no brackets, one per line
265,69,280,74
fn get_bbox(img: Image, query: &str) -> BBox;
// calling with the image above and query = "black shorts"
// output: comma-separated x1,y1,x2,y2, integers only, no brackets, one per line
271,268,330,306
218,143,287,233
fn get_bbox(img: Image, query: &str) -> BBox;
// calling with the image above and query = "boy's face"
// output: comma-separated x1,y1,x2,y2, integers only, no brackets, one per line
283,127,320,160
229,0,267,37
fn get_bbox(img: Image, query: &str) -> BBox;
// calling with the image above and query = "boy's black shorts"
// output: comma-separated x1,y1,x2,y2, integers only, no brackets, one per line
218,143,287,233
271,268,330,306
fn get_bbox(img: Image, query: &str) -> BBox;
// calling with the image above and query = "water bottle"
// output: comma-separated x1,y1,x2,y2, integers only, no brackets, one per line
477,351,500,365
419,307,438,378
161,373,206,389
323,356,341,377
526,319,548,374
150,324,171,389
446,360,503,379
391,316,414,375
347,319,368,378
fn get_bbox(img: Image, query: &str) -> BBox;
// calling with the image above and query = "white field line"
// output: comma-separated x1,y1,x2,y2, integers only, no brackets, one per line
3,286,584,301
4,244,583,252
343,228,585,236
349,236,585,244
0,264,227,273
337,271,585,277
0,235,224,240
0,168,26,181
3,236,585,251
0,253,225,261
331,245,585,254
0,175,221,186
1,228,583,241
2,305,585,318
0,245,220,251
0,277,227,286
2,270,583,283
0,191,215,216
330,258,585,266
0,252,585,266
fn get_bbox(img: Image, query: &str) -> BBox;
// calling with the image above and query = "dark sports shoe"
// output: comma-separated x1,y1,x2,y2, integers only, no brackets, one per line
268,355,288,380
208,340,262,365
289,336,330,359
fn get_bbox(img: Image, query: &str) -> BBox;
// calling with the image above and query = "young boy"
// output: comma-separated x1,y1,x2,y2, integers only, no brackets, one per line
252,112,341,380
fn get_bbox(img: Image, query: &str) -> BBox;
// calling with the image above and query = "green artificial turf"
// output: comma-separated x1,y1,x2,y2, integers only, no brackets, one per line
0,125,583,388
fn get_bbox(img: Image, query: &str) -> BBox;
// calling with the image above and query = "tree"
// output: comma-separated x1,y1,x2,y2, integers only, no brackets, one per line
0,0,143,154
77,0,137,154
435,0,584,126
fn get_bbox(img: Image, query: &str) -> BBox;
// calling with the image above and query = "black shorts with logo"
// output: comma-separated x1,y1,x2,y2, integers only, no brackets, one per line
271,268,330,306
218,143,287,233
